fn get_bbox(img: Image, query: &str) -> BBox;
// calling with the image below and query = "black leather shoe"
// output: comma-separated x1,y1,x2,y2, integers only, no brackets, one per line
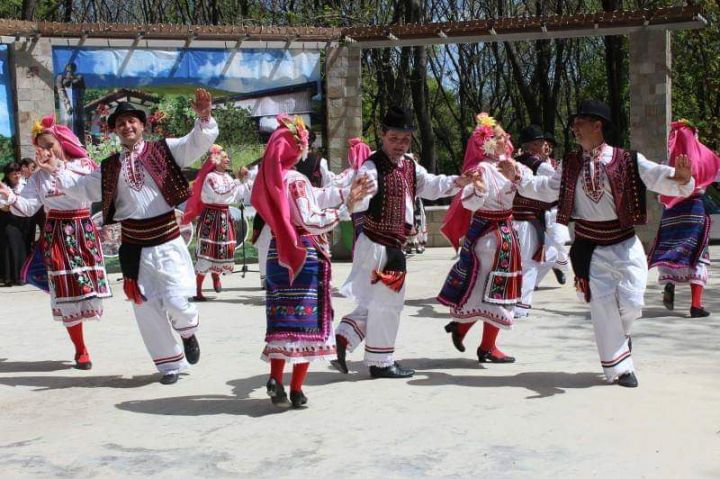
183,335,200,365
616,372,638,388
266,379,291,407
369,362,415,378
662,283,675,311
690,306,710,318
553,268,566,285
75,360,92,370
160,372,178,385
290,390,308,408
444,322,466,353
331,335,349,374
477,348,516,364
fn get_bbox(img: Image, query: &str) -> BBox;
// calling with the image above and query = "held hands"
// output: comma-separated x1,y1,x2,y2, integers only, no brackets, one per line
671,154,692,184
454,170,476,188
347,174,375,211
191,88,213,119
236,166,249,181
497,157,519,181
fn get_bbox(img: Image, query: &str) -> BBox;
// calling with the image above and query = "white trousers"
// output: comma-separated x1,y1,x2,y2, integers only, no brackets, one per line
256,224,271,282
337,305,401,367
338,234,405,367
514,220,553,318
587,236,646,381
133,237,198,374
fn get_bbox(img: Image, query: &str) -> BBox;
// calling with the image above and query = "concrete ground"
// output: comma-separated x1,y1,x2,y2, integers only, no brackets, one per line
1,246,719,478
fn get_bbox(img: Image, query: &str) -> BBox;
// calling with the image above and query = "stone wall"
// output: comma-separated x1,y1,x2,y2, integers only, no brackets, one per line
424,205,452,248
12,39,56,159
629,30,671,247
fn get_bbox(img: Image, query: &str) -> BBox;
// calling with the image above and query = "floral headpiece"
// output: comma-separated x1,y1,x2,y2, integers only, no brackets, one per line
31,117,52,140
471,112,499,155
208,144,224,164
277,114,309,150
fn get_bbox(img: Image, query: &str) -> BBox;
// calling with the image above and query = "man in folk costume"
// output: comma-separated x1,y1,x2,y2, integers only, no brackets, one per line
182,144,253,301
516,100,694,387
648,119,720,317
439,114,523,363
52,89,219,384
511,124,560,318
334,106,474,378
0,116,111,369
295,130,355,189
536,131,570,286
251,115,371,407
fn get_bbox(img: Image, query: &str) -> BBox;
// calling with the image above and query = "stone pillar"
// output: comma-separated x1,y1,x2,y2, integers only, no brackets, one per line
628,30,671,247
12,38,56,159
325,46,362,171
325,46,362,258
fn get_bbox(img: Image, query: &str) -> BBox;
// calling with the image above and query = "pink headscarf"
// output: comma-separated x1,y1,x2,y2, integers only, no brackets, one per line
182,144,224,225
32,115,95,166
440,114,512,250
347,137,372,170
250,115,309,281
660,120,720,208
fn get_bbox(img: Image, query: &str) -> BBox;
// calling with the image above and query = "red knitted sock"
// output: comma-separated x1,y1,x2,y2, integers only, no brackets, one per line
457,322,474,339
690,283,703,309
290,362,310,392
66,323,89,362
480,322,500,352
270,358,285,384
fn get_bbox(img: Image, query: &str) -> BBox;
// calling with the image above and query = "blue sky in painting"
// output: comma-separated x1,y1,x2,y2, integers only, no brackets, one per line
52,47,321,94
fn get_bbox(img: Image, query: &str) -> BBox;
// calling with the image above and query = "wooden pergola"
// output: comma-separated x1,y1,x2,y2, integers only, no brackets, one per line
0,5,706,48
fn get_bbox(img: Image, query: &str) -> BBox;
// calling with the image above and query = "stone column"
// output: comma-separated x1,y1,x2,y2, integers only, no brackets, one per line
325,46,362,171
628,30,671,247
12,38,56,159
325,46,363,258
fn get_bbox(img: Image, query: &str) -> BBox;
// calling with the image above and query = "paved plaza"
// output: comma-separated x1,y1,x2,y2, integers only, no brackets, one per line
1,246,719,478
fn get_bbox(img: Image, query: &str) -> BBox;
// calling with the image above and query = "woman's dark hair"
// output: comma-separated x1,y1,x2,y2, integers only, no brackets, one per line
19,157,34,168
2,162,21,186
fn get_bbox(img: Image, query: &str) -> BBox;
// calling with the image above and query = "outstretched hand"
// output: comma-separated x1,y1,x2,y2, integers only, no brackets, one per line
497,157,519,181
191,88,213,119
236,166,249,180
671,154,692,184
347,174,376,211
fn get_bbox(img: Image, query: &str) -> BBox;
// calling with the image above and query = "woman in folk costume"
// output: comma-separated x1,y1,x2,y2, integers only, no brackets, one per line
0,116,111,370
182,144,253,301
438,113,523,363
648,119,720,317
251,115,371,408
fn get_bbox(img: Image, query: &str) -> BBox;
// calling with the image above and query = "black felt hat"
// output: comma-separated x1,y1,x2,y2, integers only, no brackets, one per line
518,124,546,145
108,102,147,129
382,106,415,132
571,100,612,125
544,131,557,146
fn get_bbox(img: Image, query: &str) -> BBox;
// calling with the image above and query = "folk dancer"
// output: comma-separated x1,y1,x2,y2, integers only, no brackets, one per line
334,106,473,378
439,114,522,363
516,100,694,387
251,115,371,407
51,90,218,384
648,119,720,317
512,124,559,318
536,131,570,286
182,144,253,301
0,116,111,369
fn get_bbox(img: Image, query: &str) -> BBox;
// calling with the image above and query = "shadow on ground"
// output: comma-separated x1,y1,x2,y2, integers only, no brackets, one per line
115,357,604,417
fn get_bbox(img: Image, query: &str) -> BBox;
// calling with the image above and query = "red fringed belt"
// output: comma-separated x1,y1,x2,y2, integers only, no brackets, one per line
47,208,90,220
